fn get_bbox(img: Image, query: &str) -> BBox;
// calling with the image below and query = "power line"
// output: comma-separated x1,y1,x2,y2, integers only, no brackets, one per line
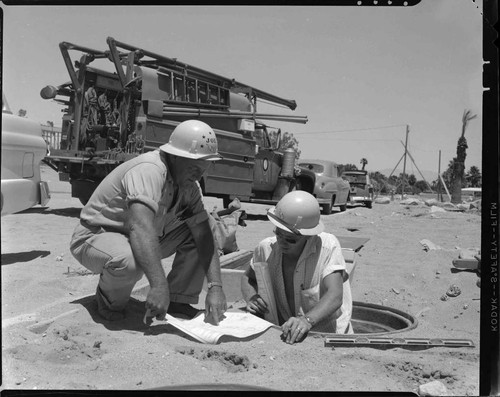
406,143,442,153
294,123,407,135
303,137,399,142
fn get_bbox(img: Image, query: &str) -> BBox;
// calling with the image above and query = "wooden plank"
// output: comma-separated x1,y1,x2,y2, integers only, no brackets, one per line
452,258,479,270
220,250,253,270
336,236,370,252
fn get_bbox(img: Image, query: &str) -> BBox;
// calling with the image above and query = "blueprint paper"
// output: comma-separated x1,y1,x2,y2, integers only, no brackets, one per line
155,311,274,344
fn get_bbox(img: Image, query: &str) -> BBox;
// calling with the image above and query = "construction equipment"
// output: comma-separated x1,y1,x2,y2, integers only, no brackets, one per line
40,37,318,207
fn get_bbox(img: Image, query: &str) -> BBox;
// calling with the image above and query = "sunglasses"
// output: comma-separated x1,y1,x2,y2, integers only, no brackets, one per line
274,228,303,244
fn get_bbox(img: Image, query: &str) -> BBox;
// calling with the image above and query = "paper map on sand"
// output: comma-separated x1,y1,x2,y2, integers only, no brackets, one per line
160,312,273,344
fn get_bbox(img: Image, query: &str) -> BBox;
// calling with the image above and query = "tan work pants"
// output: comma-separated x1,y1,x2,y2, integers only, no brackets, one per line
70,221,206,311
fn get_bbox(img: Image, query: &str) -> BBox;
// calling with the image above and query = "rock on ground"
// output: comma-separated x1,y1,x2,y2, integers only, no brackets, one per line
418,380,448,396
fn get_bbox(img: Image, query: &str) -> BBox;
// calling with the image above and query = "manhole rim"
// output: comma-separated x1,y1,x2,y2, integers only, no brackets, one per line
310,300,418,337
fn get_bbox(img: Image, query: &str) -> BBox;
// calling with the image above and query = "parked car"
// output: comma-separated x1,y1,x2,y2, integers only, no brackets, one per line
341,169,373,208
1,93,50,215
461,187,481,202
297,159,351,214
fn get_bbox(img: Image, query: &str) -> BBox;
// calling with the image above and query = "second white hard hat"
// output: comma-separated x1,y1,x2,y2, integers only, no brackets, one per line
268,190,324,236
159,120,222,161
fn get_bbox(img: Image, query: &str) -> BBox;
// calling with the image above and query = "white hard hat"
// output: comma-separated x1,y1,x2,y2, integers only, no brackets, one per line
268,190,324,236
159,120,222,161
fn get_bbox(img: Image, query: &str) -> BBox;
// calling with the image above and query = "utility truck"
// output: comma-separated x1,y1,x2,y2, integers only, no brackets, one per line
41,37,318,207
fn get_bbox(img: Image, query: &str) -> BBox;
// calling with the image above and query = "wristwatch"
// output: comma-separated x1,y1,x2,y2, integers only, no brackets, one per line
207,281,223,289
301,314,316,327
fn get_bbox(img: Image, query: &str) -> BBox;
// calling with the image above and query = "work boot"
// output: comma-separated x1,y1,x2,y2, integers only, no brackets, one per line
95,287,125,321
167,302,202,319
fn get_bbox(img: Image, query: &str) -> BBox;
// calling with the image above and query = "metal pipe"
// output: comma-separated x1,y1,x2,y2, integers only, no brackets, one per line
161,107,308,124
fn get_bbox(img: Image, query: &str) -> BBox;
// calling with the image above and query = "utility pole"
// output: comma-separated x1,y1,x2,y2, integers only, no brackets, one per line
438,150,442,202
398,141,434,192
401,124,409,199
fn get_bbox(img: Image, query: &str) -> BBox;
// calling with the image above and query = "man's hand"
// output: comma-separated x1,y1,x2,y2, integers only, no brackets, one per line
281,316,312,344
145,285,170,320
204,286,227,325
245,294,269,316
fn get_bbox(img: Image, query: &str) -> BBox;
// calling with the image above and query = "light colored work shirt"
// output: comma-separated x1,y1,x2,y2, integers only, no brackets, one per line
251,232,353,334
80,150,208,237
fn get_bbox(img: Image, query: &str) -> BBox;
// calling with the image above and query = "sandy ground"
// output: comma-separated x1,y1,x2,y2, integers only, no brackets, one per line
1,165,484,394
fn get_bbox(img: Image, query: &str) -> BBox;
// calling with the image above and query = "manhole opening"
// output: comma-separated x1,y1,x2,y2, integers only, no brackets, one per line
313,301,418,336
350,301,418,334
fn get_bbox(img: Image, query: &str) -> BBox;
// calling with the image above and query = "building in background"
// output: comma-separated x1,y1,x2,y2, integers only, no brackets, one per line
41,123,62,150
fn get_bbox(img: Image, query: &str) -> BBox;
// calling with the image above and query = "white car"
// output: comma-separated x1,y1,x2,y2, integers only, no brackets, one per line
298,159,351,214
1,94,50,215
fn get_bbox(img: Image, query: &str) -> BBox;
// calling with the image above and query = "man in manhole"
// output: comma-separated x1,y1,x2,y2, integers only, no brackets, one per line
241,190,353,344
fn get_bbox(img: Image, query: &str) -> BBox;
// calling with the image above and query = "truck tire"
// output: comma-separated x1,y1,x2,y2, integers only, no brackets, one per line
79,197,89,206
365,201,373,209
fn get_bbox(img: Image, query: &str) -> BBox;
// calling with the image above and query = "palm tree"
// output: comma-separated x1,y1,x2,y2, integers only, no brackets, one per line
360,158,368,170
465,165,482,187
441,159,454,190
451,109,477,203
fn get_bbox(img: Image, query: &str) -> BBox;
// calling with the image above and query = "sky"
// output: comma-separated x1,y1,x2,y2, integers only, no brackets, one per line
1,1,484,177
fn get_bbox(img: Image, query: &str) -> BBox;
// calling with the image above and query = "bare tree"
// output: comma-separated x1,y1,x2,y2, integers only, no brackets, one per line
451,109,477,203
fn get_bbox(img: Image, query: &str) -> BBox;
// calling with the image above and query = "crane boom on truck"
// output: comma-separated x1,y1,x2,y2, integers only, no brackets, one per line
41,37,317,207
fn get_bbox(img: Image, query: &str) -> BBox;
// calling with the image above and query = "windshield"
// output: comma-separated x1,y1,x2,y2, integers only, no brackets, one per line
343,173,367,183
299,163,324,173
254,127,270,148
